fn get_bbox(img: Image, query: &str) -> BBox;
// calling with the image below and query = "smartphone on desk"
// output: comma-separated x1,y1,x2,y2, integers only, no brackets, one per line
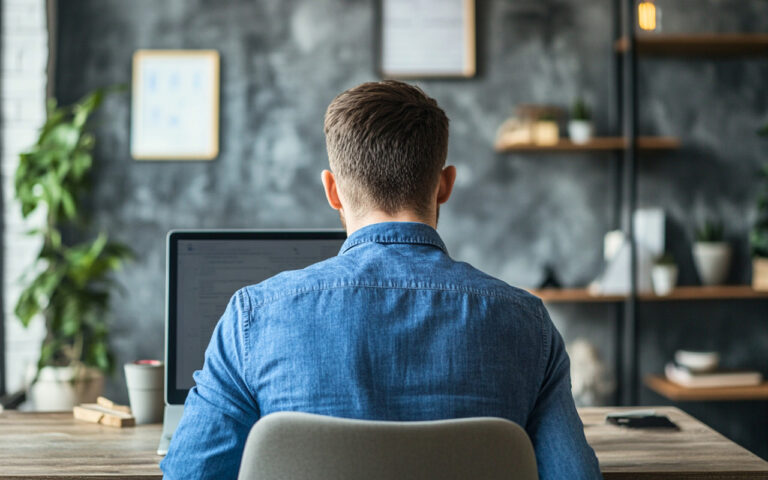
606,410,680,430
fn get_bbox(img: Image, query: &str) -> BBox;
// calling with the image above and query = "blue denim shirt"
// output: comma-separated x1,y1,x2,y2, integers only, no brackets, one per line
161,222,601,479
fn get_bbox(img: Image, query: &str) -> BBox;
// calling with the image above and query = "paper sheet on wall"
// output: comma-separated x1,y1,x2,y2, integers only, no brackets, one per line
381,0,475,77
131,51,219,160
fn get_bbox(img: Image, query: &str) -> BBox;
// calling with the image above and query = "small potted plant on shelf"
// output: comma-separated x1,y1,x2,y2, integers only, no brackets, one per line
14,89,132,411
568,97,594,145
752,124,768,291
651,253,678,296
692,219,731,286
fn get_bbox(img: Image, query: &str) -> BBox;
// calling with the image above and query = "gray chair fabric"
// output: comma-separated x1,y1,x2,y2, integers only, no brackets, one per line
237,411,538,480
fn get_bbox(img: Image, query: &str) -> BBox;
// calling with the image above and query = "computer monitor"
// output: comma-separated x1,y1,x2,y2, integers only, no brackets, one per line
165,230,347,405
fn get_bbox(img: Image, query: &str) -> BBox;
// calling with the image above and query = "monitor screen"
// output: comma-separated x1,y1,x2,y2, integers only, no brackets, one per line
167,231,346,403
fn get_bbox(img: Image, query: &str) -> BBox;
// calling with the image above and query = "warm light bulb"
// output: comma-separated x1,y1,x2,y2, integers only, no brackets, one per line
637,0,658,31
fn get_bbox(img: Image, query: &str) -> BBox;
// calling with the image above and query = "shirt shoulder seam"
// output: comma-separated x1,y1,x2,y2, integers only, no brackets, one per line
247,282,534,309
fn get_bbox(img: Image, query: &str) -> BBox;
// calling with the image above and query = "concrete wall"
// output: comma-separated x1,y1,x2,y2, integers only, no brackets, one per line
52,0,768,457
2,0,48,394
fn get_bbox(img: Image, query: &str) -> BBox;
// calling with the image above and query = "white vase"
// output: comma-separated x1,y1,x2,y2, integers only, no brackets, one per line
27,365,104,411
568,120,594,144
652,264,678,296
692,242,732,286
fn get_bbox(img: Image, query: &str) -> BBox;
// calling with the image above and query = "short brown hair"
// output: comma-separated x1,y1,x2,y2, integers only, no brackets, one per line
324,80,449,216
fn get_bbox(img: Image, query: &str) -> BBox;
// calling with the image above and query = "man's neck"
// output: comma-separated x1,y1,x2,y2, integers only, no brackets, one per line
344,210,435,236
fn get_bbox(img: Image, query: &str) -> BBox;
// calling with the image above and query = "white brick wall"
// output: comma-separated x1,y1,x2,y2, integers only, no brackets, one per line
2,0,48,393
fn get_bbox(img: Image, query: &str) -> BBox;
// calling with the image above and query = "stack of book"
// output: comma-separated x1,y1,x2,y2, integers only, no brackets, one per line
665,362,763,388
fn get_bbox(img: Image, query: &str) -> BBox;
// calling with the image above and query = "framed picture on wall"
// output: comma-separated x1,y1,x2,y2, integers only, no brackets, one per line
131,50,220,160
378,0,476,78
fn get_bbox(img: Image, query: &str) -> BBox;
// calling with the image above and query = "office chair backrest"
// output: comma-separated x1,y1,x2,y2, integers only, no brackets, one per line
237,412,538,480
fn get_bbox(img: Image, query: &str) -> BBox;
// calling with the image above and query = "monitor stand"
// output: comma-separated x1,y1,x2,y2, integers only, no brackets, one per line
157,405,184,455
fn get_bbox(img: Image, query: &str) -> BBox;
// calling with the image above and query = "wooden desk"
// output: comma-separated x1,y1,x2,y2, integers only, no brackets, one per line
582,407,768,479
1,407,767,479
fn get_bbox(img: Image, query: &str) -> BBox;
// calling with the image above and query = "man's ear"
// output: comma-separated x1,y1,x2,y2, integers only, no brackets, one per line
436,165,456,205
322,170,343,210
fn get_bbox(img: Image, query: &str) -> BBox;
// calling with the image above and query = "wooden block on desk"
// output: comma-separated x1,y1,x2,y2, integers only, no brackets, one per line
96,396,132,414
73,404,135,427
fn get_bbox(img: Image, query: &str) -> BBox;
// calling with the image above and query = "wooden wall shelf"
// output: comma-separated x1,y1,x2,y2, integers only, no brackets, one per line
526,288,624,303
644,375,768,402
639,286,768,301
495,136,679,153
528,286,768,303
615,34,768,56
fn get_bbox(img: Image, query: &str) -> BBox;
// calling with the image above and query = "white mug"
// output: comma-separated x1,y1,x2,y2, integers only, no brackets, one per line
124,360,164,424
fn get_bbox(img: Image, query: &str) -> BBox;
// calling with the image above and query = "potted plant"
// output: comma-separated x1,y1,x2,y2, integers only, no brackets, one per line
692,220,731,286
651,253,678,296
14,89,132,411
752,124,768,290
568,97,594,144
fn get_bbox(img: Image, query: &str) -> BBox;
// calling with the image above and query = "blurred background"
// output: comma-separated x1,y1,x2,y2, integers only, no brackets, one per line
2,0,767,459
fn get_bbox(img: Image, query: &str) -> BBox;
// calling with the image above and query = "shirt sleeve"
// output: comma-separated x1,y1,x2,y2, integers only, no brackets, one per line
160,289,260,480
526,301,603,480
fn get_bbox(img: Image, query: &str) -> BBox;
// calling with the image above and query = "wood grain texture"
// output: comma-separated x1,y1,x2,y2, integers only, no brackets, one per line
529,286,768,304
527,287,625,303
494,136,680,152
615,34,768,56
2,408,767,478
645,376,768,402
584,407,768,479
0,411,162,479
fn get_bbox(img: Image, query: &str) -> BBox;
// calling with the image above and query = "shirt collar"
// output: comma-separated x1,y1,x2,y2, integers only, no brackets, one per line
339,222,448,255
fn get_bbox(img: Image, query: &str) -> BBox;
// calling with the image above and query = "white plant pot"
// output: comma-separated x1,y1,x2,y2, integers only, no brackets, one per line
692,242,732,286
26,365,104,411
652,264,678,296
568,120,594,144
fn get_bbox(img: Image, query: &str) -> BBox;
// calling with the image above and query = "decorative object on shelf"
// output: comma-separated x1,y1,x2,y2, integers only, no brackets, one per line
651,253,678,296
568,97,594,144
533,113,559,146
494,105,563,148
567,339,614,407
495,117,532,147
537,264,562,289
752,171,768,288
14,89,133,411
590,209,663,295
590,232,654,295
131,49,220,160
636,0,661,32
674,350,719,373
692,220,731,286
752,128,768,290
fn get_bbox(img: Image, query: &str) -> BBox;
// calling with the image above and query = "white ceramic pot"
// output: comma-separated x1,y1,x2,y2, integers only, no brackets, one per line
652,264,678,296
692,242,732,286
568,120,594,144
27,365,104,411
